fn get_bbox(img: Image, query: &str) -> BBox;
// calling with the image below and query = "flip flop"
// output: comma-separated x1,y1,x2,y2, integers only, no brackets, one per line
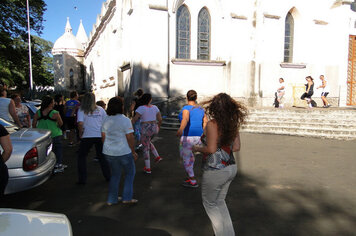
106,197,122,206
122,199,138,205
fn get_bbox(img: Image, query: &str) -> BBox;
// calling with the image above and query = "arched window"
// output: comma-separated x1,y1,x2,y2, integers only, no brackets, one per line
284,12,294,63
69,68,74,88
198,7,210,60
176,5,190,59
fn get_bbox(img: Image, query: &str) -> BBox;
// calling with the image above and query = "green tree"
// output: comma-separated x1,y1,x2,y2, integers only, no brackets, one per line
32,36,54,86
0,0,51,88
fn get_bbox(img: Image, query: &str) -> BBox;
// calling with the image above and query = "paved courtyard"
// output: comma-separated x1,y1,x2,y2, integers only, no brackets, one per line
1,130,356,235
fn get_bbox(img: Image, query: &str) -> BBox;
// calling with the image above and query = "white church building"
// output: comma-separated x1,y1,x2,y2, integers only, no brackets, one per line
52,0,356,107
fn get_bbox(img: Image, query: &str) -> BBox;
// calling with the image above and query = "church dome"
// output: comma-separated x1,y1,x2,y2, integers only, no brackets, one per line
52,17,84,56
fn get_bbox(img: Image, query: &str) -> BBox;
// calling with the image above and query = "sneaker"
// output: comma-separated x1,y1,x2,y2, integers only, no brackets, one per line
53,166,64,174
182,179,199,188
154,156,163,163
135,144,143,151
55,164,68,169
68,142,74,147
143,167,151,174
326,104,331,108
122,199,138,205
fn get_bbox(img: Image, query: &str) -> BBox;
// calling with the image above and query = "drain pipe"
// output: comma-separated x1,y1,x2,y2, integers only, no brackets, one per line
166,0,170,99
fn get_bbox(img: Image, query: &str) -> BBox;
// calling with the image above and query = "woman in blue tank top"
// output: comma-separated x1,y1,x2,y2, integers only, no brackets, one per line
177,90,207,188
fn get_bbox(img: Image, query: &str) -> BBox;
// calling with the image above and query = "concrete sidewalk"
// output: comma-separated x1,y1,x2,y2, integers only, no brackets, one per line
1,130,356,235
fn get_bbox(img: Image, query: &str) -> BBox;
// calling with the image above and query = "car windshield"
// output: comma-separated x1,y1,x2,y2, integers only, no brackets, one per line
0,118,18,134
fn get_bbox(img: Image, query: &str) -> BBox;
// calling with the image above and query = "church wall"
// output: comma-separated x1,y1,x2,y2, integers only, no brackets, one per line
229,6,255,100
168,0,239,99
78,0,356,107
249,0,356,107
84,2,122,104
138,4,169,98
64,53,84,92
170,64,225,97
53,53,84,93
53,54,65,91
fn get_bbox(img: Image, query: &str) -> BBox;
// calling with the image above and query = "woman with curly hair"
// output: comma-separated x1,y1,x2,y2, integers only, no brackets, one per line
193,93,247,236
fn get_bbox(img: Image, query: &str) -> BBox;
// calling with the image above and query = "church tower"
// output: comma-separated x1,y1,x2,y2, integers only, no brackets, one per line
52,18,88,93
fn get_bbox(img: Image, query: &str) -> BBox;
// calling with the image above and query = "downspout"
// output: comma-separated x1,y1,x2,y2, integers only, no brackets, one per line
167,0,171,99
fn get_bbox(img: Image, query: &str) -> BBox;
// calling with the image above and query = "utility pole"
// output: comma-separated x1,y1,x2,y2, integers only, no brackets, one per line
26,0,34,97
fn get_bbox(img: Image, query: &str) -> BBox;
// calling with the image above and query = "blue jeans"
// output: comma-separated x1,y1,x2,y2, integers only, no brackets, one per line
201,164,237,236
52,135,63,165
105,153,136,203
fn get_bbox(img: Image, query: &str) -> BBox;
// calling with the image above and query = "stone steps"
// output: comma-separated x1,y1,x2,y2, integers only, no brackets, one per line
243,121,356,130
161,116,180,130
242,107,356,140
241,124,356,140
161,107,356,140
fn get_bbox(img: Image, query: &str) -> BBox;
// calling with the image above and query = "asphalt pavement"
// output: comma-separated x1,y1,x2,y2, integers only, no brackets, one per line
1,130,356,236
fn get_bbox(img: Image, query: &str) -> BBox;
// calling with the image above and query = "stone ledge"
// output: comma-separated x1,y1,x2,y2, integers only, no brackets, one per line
171,59,226,66
280,63,306,69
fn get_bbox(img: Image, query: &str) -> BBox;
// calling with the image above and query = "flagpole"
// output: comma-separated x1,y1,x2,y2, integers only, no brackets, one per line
26,0,34,96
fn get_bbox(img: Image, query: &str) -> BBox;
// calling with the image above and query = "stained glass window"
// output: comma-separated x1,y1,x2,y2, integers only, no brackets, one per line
198,8,210,60
284,12,294,63
176,5,190,59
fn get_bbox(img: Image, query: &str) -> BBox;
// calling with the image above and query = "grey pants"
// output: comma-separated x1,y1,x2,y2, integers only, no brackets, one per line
201,164,237,236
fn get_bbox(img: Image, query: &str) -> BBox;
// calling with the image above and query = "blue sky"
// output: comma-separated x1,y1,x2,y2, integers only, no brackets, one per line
40,0,103,43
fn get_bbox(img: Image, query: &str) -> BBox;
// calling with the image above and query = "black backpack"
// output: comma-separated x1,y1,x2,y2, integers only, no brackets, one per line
310,100,317,107
37,110,57,122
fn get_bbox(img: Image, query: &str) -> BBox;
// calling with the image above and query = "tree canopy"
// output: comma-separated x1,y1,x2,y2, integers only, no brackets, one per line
0,0,53,89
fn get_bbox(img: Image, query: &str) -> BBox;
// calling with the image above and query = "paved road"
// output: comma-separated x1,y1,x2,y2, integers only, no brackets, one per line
1,131,356,236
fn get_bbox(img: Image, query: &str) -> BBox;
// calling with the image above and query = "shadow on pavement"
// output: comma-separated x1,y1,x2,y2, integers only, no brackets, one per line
232,174,356,235
70,215,171,236
1,130,356,235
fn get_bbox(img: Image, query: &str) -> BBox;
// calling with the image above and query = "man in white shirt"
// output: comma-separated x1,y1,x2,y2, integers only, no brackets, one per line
275,78,285,108
317,75,331,108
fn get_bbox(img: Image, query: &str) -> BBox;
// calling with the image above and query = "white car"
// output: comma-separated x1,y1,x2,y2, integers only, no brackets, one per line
0,208,72,236
0,118,56,195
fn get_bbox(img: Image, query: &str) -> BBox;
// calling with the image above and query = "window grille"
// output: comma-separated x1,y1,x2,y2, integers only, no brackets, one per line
284,12,294,63
176,5,191,59
198,8,210,60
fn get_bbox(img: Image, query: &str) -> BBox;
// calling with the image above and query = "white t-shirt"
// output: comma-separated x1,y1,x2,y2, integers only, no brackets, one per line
77,106,107,138
101,114,133,156
322,78,330,93
135,105,160,122
278,82,285,92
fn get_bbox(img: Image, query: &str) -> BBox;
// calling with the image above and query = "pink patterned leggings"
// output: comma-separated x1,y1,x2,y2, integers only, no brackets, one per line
179,136,202,178
140,123,159,164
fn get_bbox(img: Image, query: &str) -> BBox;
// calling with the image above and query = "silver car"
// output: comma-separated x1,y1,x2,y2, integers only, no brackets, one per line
0,118,56,195
0,208,72,236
